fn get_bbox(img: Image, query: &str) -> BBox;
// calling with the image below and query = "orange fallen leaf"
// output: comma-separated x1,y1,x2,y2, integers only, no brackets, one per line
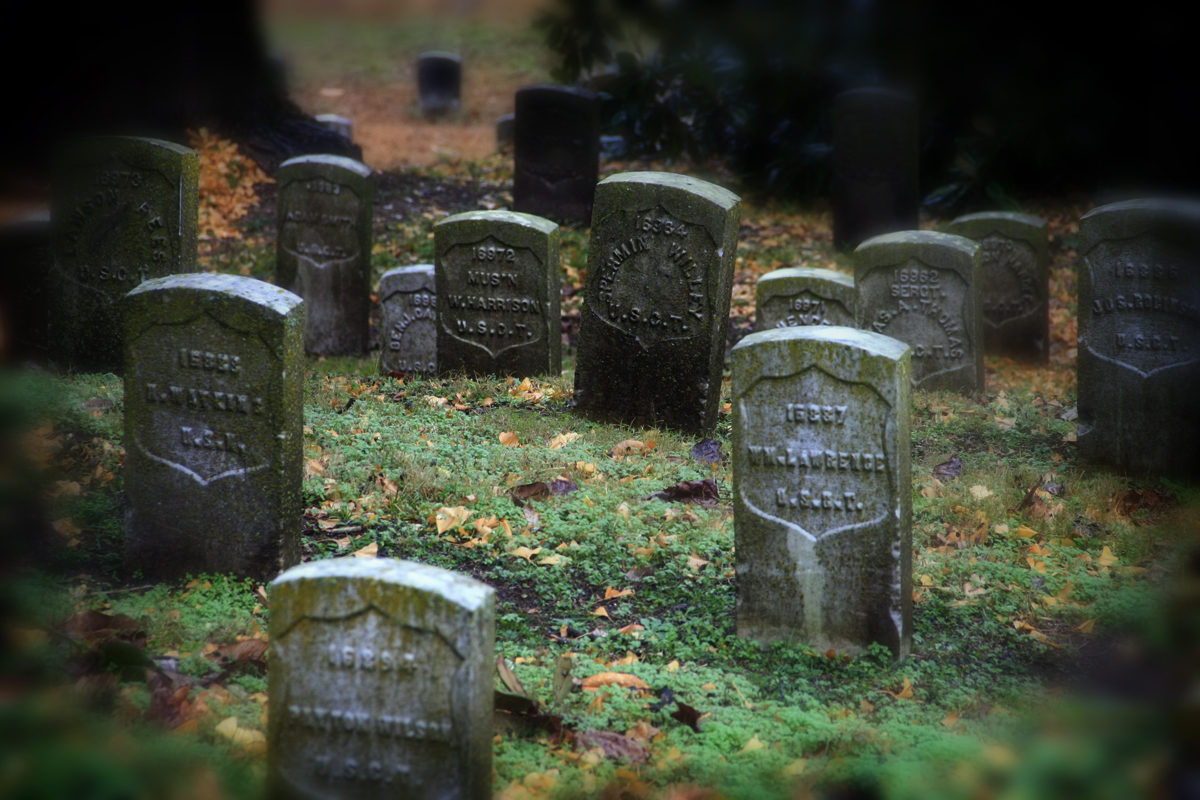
941,710,960,727
352,542,378,558
604,586,634,600
581,672,650,691
499,431,520,447
591,606,610,618
1077,618,1096,634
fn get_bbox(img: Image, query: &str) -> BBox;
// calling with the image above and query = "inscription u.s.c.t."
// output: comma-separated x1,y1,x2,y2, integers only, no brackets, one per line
590,205,714,348
441,235,545,358
279,180,363,267
739,368,892,540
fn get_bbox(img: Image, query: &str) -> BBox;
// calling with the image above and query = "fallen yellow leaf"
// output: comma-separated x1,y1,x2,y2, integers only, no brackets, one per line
591,606,610,618
548,432,581,450
604,586,634,600
941,710,960,727
969,485,993,500
581,672,650,691
1077,618,1096,634
741,734,766,752
435,506,471,534
499,431,520,447
1097,546,1118,567
510,546,542,562
782,758,807,777
1016,525,1039,539
352,542,378,558
538,554,568,566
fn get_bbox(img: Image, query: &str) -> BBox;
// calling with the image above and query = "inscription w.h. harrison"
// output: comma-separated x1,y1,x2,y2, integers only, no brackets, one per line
441,235,545,359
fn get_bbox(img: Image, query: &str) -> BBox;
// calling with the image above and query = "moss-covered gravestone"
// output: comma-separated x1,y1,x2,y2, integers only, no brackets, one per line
268,558,494,800
512,85,600,223
855,231,984,393
574,172,742,434
276,155,373,356
123,274,303,580
832,89,919,250
945,211,1050,362
732,326,912,658
51,137,199,373
417,52,462,116
755,267,856,331
435,210,560,377
0,211,52,362
378,264,436,377
316,114,354,142
1078,199,1200,478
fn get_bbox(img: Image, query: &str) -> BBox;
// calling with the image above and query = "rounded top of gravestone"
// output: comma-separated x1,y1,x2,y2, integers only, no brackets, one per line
273,557,492,612
419,51,461,63
759,266,854,288
598,171,741,211
72,135,197,158
127,273,303,316
497,113,515,122
1080,197,1200,251
2,209,51,228
379,264,435,296
856,230,980,263
517,84,599,101
733,324,911,361
948,210,1046,230
278,153,372,177
380,264,435,279
437,209,559,235
315,113,352,126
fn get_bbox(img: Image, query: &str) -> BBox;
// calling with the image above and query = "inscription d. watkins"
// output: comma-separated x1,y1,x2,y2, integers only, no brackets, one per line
739,368,892,540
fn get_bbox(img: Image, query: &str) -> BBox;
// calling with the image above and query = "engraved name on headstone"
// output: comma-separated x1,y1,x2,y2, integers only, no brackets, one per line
51,137,199,373
512,85,600,224
1078,199,1200,478
733,326,912,658
122,274,304,580
268,558,494,800
0,211,52,362
855,231,984,393
755,267,856,331
832,88,919,250
316,114,354,142
435,210,560,378
276,155,374,355
574,172,742,434
417,52,462,116
946,211,1050,362
379,264,436,376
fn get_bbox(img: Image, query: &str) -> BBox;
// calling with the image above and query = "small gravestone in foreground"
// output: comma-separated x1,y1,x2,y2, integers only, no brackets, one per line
832,88,919,250
435,211,560,378
316,114,354,142
513,85,600,223
268,558,494,800
123,274,304,581
418,52,462,116
276,155,374,355
946,211,1049,362
855,231,984,393
1078,199,1200,478
0,211,52,362
733,326,912,658
496,114,515,147
51,136,199,373
755,267,856,331
379,264,436,376
574,172,742,434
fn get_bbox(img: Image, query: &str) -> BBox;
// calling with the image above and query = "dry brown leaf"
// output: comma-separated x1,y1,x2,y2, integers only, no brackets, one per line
352,542,378,558
581,672,650,691
499,431,520,447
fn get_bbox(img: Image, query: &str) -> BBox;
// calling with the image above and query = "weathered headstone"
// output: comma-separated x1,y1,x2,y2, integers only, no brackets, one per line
268,558,494,800
732,326,912,658
316,114,354,142
50,136,199,373
755,267,856,331
832,88,919,250
945,211,1050,362
435,211,560,377
855,231,984,393
275,155,374,355
379,264,436,376
0,210,52,362
122,274,303,580
574,172,742,433
1078,199,1200,478
417,52,462,116
513,85,600,224
496,114,515,147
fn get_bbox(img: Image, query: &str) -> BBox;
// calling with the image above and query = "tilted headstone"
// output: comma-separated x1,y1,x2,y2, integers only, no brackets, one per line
275,155,374,355
732,326,912,658
122,274,303,580
1078,199,1200,478
50,137,199,373
417,52,462,116
574,172,742,434
316,114,354,142
755,267,856,331
945,211,1050,362
0,211,52,362
496,113,515,147
832,88,919,250
435,211,560,378
512,85,600,224
268,558,494,800
379,264,436,377
855,231,984,393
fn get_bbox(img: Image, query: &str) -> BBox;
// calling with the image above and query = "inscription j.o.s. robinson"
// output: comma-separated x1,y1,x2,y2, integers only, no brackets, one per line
739,368,890,538
441,236,544,357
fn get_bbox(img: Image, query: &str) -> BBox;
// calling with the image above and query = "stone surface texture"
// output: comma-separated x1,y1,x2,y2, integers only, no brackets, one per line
316,114,355,142
755,267,856,331
855,231,984,393
574,172,741,434
496,114,515,146
268,558,494,800
275,155,374,356
733,326,912,658
1078,199,1200,478
512,85,600,224
0,211,52,361
832,89,919,249
435,210,560,378
418,52,462,115
122,274,304,580
946,211,1049,362
379,264,436,376
51,136,199,373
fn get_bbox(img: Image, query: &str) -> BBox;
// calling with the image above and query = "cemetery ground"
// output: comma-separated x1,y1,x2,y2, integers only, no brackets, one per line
5,147,1197,798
